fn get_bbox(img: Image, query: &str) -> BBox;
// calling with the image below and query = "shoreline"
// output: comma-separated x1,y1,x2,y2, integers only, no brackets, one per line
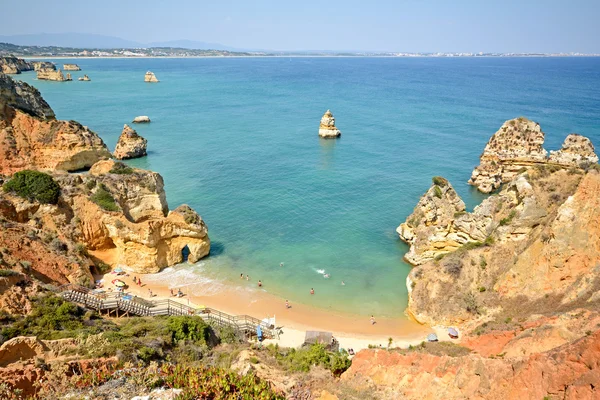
19,55,600,60
96,265,441,351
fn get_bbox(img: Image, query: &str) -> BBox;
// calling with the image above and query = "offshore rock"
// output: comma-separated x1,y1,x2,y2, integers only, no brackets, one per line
0,74,111,174
469,117,547,193
144,71,159,82
63,63,81,71
548,133,599,167
113,124,147,160
32,61,55,71
78,75,90,81
318,109,341,138
132,115,151,123
36,68,66,82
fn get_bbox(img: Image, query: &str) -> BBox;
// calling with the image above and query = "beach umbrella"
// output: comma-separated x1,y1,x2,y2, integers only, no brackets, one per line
114,267,124,273
448,327,459,338
113,280,126,287
427,333,438,342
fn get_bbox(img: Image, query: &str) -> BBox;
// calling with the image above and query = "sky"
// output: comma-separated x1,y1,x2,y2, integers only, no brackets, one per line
1,0,599,52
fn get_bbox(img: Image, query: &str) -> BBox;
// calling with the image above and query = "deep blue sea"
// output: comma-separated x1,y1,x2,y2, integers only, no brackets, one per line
17,57,600,318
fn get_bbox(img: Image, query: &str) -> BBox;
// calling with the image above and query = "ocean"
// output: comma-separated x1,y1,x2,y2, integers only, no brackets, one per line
17,56,600,318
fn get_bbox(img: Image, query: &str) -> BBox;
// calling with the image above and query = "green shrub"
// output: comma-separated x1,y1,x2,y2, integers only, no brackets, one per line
0,269,19,277
433,185,443,199
90,184,119,212
480,256,487,269
109,162,134,175
265,343,351,376
484,236,495,246
479,286,486,292
167,316,210,345
3,170,60,204
431,176,448,187
85,179,97,190
454,211,467,218
462,241,483,251
499,210,516,226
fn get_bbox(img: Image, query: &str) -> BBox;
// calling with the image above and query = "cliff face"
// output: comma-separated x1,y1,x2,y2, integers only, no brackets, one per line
32,62,55,72
0,73,111,174
113,124,147,160
468,117,598,193
68,160,210,273
0,57,33,74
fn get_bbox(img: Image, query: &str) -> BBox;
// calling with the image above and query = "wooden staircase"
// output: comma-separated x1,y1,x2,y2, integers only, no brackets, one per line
56,284,276,339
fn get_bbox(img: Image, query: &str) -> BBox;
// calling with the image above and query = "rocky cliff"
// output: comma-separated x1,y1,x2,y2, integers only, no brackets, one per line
144,71,159,82
113,124,147,160
0,73,111,174
468,117,598,193
36,68,66,82
318,110,341,138
0,57,33,74
32,61,55,72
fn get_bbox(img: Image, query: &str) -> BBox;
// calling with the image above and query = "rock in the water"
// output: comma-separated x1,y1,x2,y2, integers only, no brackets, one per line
36,68,66,82
78,75,91,81
548,134,598,167
144,71,159,82
31,61,55,71
113,124,148,160
65,73,72,81
318,109,341,138
0,73,111,174
63,64,81,71
469,118,598,193
132,115,151,123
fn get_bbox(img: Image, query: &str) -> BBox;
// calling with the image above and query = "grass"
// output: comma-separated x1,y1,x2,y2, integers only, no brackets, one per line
90,184,119,212
499,210,517,226
109,162,135,175
433,185,443,199
0,269,19,277
264,343,351,376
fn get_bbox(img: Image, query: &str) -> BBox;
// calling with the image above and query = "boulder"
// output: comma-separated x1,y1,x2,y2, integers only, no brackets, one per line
132,115,151,123
113,124,148,160
318,110,341,138
144,71,159,82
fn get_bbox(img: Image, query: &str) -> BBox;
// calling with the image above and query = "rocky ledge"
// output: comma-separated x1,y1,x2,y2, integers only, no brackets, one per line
0,73,111,174
113,124,148,160
63,64,81,71
468,117,598,193
132,115,151,123
144,71,159,82
318,109,341,138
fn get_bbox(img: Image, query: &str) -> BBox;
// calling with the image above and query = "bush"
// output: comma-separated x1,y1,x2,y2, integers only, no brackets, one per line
109,162,134,175
462,241,483,251
432,176,448,187
3,170,60,204
265,343,351,376
85,179,96,190
433,185,443,199
0,269,19,277
90,184,119,212
443,257,463,276
167,316,211,345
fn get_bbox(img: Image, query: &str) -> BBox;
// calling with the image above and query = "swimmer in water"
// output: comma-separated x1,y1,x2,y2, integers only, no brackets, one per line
310,288,315,295
280,262,284,267
258,280,262,287
246,275,249,281
240,273,243,279
341,281,345,286
285,299,291,309
324,273,330,279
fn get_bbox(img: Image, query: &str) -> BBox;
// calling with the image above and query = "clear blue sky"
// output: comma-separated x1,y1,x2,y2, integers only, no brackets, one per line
1,0,599,52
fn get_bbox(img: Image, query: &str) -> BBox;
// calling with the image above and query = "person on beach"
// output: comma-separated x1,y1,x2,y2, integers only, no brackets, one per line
133,276,137,284
371,315,376,325
170,289,174,297
285,300,291,309
258,280,263,287
148,289,153,297
138,278,142,286
177,288,183,297
310,288,315,295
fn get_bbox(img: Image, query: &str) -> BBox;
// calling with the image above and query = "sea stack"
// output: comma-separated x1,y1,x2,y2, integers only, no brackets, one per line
32,61,56,71
132,116,151,123
63,63,81,71
78,75,91,81
113,124,148,160
318,109,341,138
65,73,73,81
37,68,67,82
144,71,159,82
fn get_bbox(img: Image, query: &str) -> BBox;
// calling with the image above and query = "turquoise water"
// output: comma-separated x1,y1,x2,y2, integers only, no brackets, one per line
17,57,600,318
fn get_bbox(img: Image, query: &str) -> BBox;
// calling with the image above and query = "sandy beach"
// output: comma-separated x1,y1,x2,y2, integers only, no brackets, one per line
97,264,446,352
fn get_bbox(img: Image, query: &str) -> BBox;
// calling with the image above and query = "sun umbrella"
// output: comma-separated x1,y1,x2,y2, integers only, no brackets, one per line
114,267,124,273
448,327,459,338
113,280,126,287
427,333,438,342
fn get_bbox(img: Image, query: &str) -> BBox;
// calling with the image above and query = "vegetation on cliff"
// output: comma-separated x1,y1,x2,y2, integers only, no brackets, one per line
3,170,60,204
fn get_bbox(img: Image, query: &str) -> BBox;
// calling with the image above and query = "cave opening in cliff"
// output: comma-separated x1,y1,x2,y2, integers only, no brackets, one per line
181,245,190,262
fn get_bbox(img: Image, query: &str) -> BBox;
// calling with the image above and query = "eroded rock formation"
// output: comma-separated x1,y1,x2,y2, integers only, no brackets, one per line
318,110,341,138
113,124,147,160
36,68,67,82
469,117,598,193
78,75,90,81
0,73,111,174
144,71,159,82
132,115,150,123
63,64,81,71
32,61,55,71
